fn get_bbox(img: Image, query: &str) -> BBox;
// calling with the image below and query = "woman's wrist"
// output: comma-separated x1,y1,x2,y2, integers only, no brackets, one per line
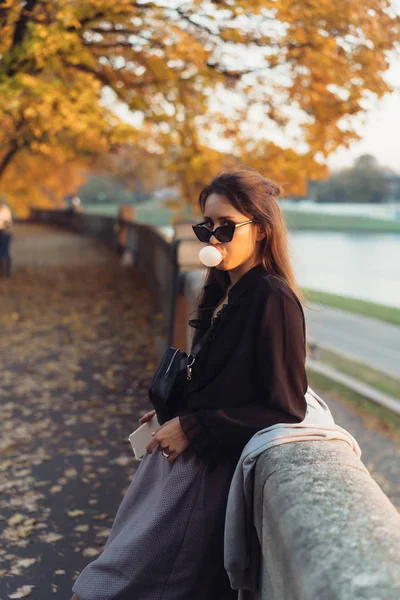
179,412,222,463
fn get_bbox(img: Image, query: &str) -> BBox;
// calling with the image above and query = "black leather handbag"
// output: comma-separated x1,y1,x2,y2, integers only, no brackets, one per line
148,325,213,425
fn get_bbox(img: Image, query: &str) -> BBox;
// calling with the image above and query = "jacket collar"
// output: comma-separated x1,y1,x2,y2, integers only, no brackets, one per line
189,263,267,329
227,262,266,302
204,262,266,305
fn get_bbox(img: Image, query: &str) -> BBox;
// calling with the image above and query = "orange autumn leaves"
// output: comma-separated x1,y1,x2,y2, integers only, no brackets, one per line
0,0,399,214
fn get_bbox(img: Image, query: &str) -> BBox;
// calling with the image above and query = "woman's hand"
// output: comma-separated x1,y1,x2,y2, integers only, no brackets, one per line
146,417,189,463
139,409,156,424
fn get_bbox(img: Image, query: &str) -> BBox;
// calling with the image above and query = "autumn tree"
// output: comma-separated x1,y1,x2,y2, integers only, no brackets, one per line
0,1,399,215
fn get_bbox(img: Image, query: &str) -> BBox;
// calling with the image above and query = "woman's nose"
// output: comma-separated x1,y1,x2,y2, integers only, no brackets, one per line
209,234,219,245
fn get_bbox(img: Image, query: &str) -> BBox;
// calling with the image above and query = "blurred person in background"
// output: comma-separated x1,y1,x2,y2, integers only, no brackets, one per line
65,195,83,216
71,195,83,213
0,202,13,277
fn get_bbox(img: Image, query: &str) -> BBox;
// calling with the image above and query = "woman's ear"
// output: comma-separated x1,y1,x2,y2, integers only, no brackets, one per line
256,224,266,243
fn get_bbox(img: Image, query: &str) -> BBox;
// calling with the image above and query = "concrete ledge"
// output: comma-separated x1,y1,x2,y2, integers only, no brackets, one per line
254,441,400,599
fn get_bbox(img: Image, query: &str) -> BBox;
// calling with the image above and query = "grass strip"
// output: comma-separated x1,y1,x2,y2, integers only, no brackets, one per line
302,288,400,327
283,210,400,232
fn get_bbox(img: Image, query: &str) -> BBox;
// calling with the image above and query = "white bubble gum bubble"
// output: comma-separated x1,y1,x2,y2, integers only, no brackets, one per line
199,245,223,267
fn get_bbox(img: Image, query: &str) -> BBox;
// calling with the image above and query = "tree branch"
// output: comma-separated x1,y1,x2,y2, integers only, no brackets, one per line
5,0,40,77
11,0,39,48
82,28,165,50
83,41,135,49
0,141,19,179
176,7,219,37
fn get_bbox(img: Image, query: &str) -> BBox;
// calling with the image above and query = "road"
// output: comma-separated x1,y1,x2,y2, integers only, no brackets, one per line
305,302,400,379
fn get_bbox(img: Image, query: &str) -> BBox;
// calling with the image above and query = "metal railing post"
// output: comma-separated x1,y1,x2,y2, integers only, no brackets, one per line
167,238,181,348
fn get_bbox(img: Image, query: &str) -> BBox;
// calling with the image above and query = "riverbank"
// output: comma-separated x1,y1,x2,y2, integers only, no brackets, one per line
284,210,400,233
83,201,400,233
303,288,400,327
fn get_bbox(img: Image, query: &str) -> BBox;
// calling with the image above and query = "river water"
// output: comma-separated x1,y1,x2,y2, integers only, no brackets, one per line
157,226,400,308
84,205,400,308
287,230,400,309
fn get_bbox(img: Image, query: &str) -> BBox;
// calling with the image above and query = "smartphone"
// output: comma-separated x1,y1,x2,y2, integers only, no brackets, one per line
128,415,161,461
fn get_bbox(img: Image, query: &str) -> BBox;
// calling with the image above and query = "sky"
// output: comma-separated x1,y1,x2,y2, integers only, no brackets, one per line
327,59,400,173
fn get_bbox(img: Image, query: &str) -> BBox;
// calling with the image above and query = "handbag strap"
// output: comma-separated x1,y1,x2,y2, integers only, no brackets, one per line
190,298,232,358
189,311,220,360
190,328,210,359
185,325,213,381
185,302,230,379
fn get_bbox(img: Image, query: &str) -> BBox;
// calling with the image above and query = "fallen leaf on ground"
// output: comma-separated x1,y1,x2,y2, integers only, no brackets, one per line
15,558,37,569
8,585,35,598
74,524,89,532
67,509,85,517
38,532,64,543
82,547,101,557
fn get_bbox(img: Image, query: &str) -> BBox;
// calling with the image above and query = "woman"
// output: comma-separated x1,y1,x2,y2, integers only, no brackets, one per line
71,168,309,600
0,202,12,277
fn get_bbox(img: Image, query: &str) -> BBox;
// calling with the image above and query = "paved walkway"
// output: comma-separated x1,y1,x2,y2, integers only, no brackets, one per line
0,225,398,599
304,302,400,379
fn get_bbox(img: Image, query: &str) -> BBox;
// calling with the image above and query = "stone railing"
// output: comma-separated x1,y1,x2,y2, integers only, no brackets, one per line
253,439,400,598
29,208,400,598
30,208,118,247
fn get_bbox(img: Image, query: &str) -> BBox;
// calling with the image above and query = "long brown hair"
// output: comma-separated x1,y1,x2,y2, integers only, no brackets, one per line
190,167,310,347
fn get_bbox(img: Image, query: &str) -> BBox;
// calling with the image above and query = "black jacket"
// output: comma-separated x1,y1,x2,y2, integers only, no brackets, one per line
177,263,308,464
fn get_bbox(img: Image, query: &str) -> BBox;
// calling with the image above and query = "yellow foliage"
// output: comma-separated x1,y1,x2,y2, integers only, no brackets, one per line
0,0,398,213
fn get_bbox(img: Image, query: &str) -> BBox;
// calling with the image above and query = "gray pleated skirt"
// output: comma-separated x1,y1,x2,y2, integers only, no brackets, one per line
72,446,239,600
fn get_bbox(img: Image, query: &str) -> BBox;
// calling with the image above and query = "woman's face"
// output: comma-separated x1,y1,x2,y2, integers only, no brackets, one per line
202,193,263,272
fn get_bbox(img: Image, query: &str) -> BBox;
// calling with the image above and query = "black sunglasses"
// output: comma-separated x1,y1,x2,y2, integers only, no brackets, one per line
192,219,254,243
